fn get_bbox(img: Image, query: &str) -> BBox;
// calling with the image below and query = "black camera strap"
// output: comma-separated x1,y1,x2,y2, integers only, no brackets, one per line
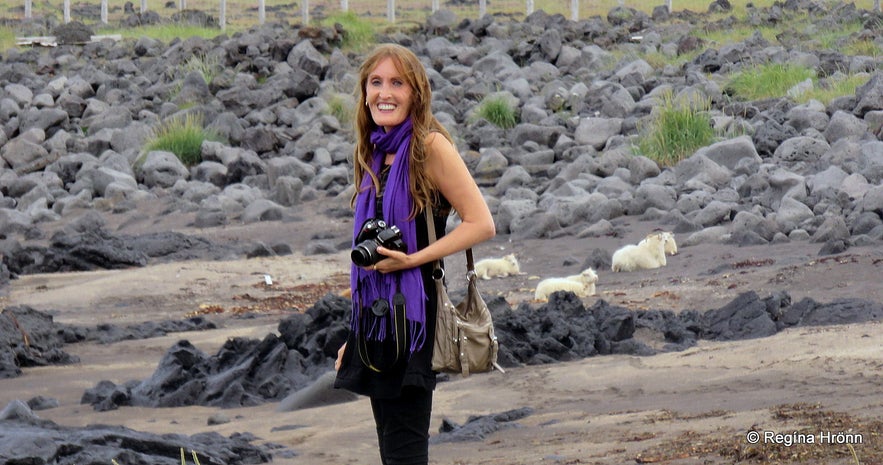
357,275,409,373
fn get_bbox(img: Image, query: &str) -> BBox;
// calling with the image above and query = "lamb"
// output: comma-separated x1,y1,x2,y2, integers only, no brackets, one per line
611,233,667,272
640,231,677,256
534,268,599,301
474,253,522,280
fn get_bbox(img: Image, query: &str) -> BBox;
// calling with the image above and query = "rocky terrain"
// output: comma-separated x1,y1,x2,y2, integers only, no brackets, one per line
2,1,883,464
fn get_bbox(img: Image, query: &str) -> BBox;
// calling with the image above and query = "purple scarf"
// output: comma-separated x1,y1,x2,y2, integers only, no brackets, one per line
351,118,426,356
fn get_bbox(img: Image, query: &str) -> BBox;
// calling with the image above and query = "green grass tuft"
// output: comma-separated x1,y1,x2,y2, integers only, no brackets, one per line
800,72,871,105
326,92,354,127
725,63,816,101
142,113,221,166
0,26,15,53
475,95,518,130
100,24,223,42
321,10,375,52
636,90,715,167
181,52,222,85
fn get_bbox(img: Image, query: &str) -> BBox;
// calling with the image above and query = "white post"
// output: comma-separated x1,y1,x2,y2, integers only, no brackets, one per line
526,0,533,16
302,0,309,24
64,0,70,22
25,0,32,19
387,0,394,23
875,0,881,12
258,0,265,24
431,0,438,13
666,0,672,12
180,0,186,10
101,0,108,23
219,0,226,30
140,0,147,13
479,0,486,17
571,0,578,20
341,0,347,12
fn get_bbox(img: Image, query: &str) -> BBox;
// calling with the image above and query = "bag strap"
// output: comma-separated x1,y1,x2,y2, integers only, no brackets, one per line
425,205,472,274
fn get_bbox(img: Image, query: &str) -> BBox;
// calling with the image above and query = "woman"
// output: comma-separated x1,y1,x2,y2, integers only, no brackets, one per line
334,43,495,465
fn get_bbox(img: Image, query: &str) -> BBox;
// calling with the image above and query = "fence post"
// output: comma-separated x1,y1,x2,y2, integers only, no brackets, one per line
140,0,147,13
180,0,186,10
24,0,32,19
526,0,533,16
64,0,70,22
258,0,265,24
302,0,309,24
387,0,394,23
875,0,880,12
341,0,347,12
101,0,108,23
432,0,438,13
666,0,672,11
219,0,226,30
479,0,486,17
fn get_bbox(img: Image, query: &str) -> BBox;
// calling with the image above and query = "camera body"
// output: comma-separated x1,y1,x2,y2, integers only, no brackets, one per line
352,219,406,267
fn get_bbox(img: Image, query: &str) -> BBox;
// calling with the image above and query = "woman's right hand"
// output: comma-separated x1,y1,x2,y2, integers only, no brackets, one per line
335,342,347,371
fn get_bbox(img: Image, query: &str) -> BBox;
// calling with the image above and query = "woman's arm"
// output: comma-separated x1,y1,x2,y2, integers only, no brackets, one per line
417,132,496,263
373,132,495,273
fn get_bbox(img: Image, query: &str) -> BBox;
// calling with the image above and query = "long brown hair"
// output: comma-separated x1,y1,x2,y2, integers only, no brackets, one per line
351,43,452,218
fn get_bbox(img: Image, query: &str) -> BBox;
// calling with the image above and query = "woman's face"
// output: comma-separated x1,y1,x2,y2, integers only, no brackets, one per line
366,57,413,132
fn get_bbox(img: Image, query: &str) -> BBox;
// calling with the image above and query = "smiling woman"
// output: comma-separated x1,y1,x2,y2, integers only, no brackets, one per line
333,43,495,465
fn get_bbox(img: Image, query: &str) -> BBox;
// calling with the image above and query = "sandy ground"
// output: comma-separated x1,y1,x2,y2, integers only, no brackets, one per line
1,200,882,464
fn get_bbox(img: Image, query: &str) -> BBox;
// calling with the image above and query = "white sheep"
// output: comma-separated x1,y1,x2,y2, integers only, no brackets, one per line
640,231,677,256
474,253,522,280
534,268,599,301
611,233,667,272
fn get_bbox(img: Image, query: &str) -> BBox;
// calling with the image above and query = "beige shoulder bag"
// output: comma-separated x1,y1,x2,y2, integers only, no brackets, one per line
426,208,504,376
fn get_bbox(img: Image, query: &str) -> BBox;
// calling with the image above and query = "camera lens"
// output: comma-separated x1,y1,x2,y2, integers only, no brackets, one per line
351,241,379,267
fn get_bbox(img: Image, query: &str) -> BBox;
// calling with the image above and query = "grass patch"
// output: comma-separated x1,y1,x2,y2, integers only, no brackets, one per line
636,90,715,167
800,72,871,105
725,63,816,101
98,23,223,42
695,21,783,48
0,26,15,52
843,37,882,57
640,50,698,71
142,113,221,166
320,10,375,52
813,18,865,50
326,92,355,128
474,95,518,129
179,52,222,85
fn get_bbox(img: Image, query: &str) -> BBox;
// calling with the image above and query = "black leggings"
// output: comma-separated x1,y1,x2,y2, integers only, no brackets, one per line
370,386,433,465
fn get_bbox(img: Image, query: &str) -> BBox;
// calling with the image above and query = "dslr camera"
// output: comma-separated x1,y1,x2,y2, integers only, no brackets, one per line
351,218,406,267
